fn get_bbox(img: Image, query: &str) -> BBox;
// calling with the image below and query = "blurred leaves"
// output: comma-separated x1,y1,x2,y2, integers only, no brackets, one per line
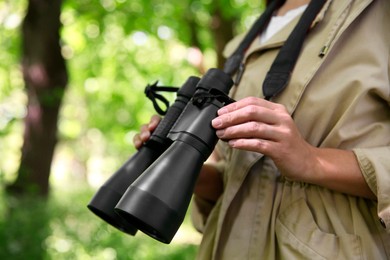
0,0,264,258
1,0,265,183
0,188,199,259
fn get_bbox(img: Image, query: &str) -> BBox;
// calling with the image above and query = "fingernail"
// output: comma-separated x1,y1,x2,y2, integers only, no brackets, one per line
140,131,150,140
218,108,228,115
149,119,159,129
212,118,222,127
228,140,236,146
134,140,141,148
216,129,225,137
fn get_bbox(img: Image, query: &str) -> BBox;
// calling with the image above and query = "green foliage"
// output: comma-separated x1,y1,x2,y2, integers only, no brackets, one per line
0,0,266,183
0,0,266,258
58,0,204,165
0,0,26,183
0,187,199,259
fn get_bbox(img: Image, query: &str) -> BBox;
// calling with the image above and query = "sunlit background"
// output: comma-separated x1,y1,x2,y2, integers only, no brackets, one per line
0,0,263,258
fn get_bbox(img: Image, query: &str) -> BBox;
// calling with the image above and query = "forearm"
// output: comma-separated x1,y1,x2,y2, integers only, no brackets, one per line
191,158,224,232
194,164,224,202
302,147,376,200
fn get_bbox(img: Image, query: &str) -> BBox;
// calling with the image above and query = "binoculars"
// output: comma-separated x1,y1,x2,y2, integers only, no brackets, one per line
88,68,234,243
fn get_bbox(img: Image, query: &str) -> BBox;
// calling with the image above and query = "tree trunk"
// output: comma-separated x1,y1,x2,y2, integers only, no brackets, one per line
7,0,68,197
210,8,236,69
185,3,236,73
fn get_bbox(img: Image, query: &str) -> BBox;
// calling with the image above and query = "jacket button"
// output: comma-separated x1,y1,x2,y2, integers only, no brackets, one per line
379,218,386,229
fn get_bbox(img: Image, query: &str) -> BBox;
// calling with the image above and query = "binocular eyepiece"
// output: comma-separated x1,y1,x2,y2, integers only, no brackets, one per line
88,68,234,243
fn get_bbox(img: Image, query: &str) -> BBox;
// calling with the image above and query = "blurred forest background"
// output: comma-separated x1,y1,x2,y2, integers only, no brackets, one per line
0,0,264,259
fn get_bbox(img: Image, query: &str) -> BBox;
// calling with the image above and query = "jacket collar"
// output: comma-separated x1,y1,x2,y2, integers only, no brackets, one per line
244,0,333,61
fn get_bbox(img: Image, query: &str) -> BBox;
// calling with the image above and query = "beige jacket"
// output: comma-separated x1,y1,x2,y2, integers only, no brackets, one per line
192,0,390,259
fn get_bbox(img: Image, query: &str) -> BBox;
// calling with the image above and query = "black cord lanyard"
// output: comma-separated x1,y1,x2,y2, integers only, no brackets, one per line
223,0,327,100
144,82,179,115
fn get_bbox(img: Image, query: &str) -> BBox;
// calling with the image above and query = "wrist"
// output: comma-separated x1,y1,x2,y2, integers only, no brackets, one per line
302,146,327,185
296,147,375,199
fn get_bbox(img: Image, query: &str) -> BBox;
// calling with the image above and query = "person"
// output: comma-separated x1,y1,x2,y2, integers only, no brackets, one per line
134,0,390,258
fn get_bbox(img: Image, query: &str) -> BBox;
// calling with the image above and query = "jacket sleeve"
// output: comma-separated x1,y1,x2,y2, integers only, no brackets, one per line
191,158,226,233
354,147,390,233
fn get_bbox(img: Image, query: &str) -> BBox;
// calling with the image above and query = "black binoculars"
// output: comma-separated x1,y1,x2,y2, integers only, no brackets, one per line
88,68,234,243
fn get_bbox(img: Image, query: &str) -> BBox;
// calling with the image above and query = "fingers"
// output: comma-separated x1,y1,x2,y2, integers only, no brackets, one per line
227,138,277,154
211,97,294,150
212,97,286,130
215,121,276,141
133,115,162,149
212,106,275,131
133,125,148,149
133,135,143,150
218,97,284,116
148,114,161,132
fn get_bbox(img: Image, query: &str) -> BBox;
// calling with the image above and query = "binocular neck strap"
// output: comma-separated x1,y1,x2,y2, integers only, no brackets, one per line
223,0,283,76
223,0,327,100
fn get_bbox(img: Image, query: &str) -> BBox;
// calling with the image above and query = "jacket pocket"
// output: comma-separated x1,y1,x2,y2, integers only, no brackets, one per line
275,198,363,260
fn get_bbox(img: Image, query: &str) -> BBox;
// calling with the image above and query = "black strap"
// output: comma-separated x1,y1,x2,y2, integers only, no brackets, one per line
223,0,327,100
144,82,179,115
223,0,284,76
263,0,326,99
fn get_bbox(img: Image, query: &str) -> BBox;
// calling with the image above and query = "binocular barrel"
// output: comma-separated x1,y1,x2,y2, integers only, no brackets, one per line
114,68,234,243
87,76,200,235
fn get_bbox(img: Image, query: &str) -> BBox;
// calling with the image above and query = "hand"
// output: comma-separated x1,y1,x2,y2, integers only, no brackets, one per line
210,97,375,199
133,115,161,149
211,97,315,181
